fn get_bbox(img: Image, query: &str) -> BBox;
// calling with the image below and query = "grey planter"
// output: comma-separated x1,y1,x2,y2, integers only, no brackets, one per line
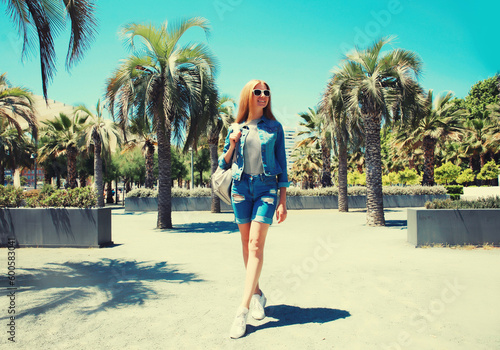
125,194,448,212
407,208,500,247
0,208,112,248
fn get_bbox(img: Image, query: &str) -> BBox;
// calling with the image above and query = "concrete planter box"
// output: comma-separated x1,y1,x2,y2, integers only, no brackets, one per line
126,194,448,212
286,194,448,209
125,197,233,212
0,208,112,248
407,208,500,247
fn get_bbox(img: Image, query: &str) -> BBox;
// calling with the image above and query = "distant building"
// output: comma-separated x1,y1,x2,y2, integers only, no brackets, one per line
283,126,300,170
20,168,44,188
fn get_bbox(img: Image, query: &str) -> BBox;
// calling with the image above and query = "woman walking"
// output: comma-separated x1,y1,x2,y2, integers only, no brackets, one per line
218,79,290,338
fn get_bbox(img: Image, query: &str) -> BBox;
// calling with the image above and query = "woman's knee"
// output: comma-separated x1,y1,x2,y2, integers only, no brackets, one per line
248,237,264,258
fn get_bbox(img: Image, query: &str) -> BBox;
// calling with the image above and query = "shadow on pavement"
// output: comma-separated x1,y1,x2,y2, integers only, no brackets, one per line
6,259,202,319
246,304,350,335
385,220,407,229
170,221,238,234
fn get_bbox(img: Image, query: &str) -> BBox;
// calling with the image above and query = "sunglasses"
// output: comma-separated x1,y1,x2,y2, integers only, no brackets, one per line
253,89,270,97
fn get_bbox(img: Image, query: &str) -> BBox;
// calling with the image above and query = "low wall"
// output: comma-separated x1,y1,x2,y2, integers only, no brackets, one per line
407,208,500,246
0,208,112,248
125,194,448,212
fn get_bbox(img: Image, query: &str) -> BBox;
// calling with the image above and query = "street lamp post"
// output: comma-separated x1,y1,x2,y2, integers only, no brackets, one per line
30,152,37,190
189,147,194,190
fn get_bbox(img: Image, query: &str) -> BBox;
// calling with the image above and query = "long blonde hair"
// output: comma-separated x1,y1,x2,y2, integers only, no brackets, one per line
235,79,276,124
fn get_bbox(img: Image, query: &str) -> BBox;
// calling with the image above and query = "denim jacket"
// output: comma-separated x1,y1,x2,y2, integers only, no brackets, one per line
218,116,290,188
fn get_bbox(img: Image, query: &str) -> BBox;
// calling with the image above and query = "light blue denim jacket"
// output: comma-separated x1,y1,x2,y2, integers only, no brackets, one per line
218,116,290,188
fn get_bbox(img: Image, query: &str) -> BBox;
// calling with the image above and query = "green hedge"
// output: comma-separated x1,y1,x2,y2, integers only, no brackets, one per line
425,196,500,209
0,185,97,208
126,185,447,198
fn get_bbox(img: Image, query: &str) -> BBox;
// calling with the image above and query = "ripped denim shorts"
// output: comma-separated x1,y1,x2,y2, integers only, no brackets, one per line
231,173,278,225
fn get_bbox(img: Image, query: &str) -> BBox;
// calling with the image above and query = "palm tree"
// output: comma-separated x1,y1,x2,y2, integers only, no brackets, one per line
296,107,333,187
106,18,217,229
207,95,235,213
75,100,121,207
290,144,322,189
395,90,462,185
320,78,351,211
335,37,423,226
0,73,37,138
0,120,33,185
39,112,86,188
460,114,497,171
4,0,97,99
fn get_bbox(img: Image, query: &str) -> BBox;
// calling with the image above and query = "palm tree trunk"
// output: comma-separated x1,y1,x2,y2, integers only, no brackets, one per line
364,114,385,226
67,146,78,189
94,137,104,207
320,137,332,187
422,136,436,186
157,114,172,229
209,142,221,213
338,141,348,212
145,140,155,189
0,165,4,185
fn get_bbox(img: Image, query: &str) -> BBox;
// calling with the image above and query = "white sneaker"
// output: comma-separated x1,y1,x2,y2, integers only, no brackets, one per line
229,306,248,339
250,292,266,320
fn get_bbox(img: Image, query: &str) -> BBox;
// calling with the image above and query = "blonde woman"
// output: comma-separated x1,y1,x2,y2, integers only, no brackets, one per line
218,79,290,338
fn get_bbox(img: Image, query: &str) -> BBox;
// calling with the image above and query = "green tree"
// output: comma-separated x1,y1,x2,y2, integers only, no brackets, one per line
290,144,321,189
456,168,475,185
194,146,210,187
334,37,423,226
477,160,500,184
75,100,121,207
0,120,33,185
207,95,235,212
296,107,333,187
434,162,461,185
396,168,421,185
465,76,500,119
320,78,354,212
106,17,216,229
4,0,97,99
39,112,86,188
395,90,462,186
0,73,37,138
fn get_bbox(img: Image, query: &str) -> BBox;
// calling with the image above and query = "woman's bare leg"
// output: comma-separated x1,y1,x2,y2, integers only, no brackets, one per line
239,221,269,308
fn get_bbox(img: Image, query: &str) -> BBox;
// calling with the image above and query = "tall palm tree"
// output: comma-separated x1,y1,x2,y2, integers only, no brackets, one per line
320,78,351,211
336,37,423,226
0,73,37,138
395,90,462,185
75,100,121,207
208,95,235,213
4,0,97,99
106,18,217,228
296,107,333,187
39,112,86,188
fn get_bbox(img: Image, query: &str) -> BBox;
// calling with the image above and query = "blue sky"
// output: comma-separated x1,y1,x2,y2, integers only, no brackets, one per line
1,0,498,128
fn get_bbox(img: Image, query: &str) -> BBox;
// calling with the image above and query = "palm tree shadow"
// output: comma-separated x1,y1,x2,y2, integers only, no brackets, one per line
246,304,350,335
171,221,238,234
3,259,202,319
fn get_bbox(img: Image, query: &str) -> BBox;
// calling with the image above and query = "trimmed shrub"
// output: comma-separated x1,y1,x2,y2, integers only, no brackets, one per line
456,169,475,185
425,196,500,209
127,188,158,198
125,185,448,198
24,186,97,208
0,185,24,208
435,162,461,184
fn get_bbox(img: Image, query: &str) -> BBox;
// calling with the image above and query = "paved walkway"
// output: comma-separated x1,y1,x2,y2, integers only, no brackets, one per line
1,208,499,349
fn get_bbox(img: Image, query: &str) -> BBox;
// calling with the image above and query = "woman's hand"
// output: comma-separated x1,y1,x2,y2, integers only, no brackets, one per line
276,202,287,223
229,129,242,147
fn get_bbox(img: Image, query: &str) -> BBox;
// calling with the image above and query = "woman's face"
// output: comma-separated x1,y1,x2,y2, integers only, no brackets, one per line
250,82,269,110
